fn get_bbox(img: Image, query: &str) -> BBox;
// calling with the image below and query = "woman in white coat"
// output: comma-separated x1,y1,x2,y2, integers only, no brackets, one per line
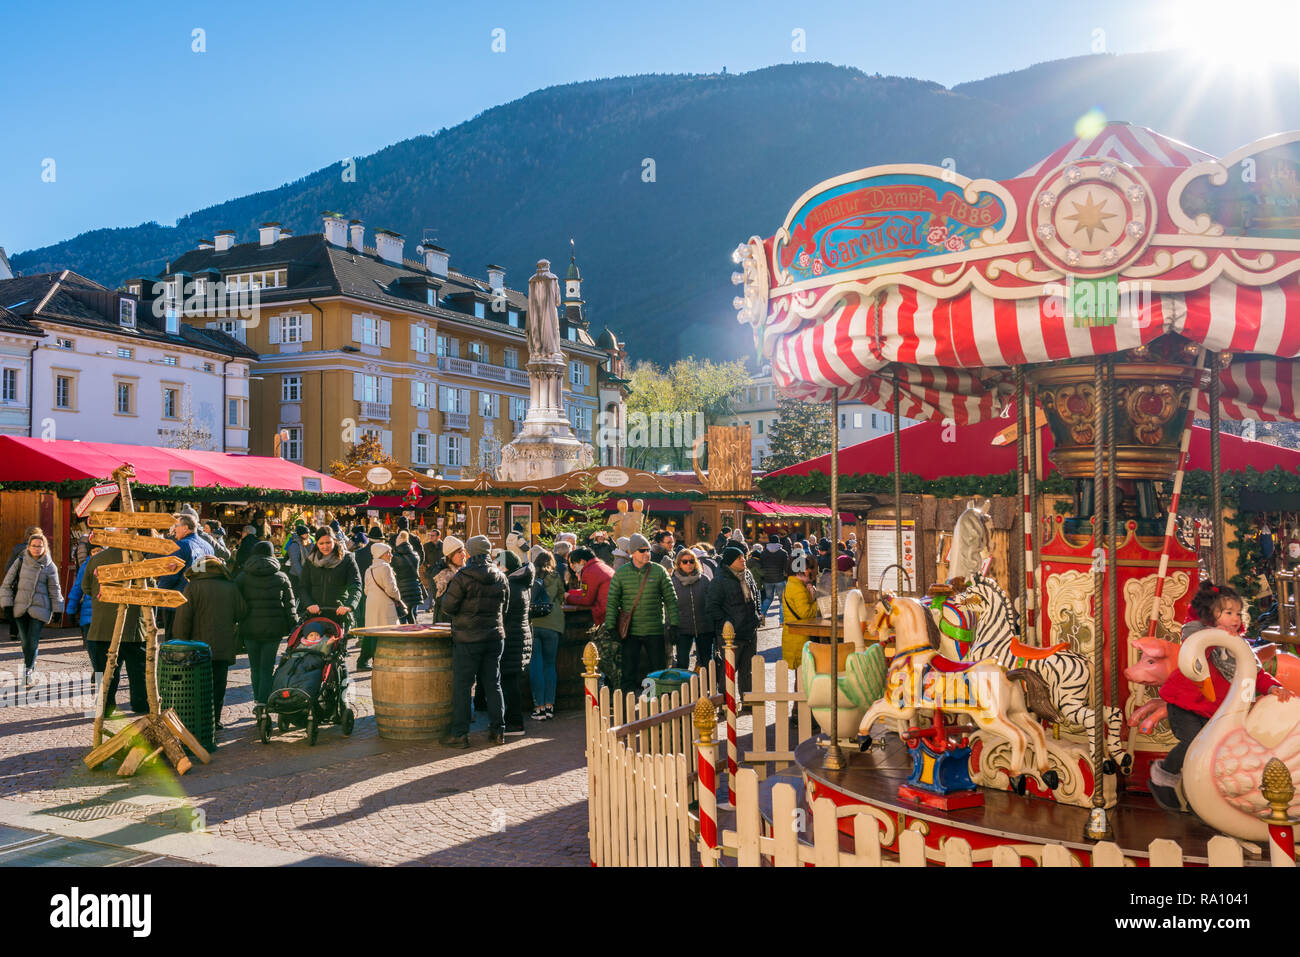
362,542,404,633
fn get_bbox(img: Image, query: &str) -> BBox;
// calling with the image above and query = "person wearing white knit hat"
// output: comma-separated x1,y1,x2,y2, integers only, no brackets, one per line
430,535,467,624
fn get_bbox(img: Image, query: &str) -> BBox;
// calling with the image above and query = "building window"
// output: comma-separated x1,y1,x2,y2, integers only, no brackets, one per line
839,413,846,429
282,427,302,462
508,310,521,328
119,299,136,327
436,335,457,358
162,355,178,366
870,413,879,430
757,419,764,434
227,398,241,427
570,361,590,386
194,278,207,297
427,288,436,307
413,325,430,354
55,337,73,350
445,435,462,466
127,284,141,296
853,412,863,429
226,270,286,291
361,375,381,403
473,301,485,319
413,433,431,466
162,388,179,419
282,375,302,402
165,307,179,335
203,362,214,373
281,314,302,343
412,380,431,408
479,392,497,419
117,347,133,360
116,381,135,415
567,326,577,342
361,315,380,346
503,347,519,370
509,396,527,421
468,341,484,362
56,375,74,409
1,369,16,403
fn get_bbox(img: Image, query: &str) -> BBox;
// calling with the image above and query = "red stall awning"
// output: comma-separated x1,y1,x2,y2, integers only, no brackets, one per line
367,495,437,510
746,501,856,523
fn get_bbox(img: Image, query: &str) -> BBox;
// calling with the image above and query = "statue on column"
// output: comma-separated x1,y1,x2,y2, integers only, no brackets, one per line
528,260,563,360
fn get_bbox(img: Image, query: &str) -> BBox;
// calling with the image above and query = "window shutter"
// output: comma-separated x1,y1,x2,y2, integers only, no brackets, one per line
410,431,420,463
459,388,469,414
353,373,363,401
301,315,312,342
411,325,421,352
437,434,447,465
268,316,281,345
380,320,391,349
351,314,361,342
381,377,393,405
381,430,393,457
410,380,420,406
583,364,590,386
449,338,459,358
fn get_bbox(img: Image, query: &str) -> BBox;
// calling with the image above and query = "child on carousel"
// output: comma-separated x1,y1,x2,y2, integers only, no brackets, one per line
1148,581,1294,811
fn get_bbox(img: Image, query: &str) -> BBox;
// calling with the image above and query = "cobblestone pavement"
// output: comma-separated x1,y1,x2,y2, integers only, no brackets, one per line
0,613,784,866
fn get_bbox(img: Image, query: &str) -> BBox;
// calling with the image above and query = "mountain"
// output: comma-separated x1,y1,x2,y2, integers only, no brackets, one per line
12,54,1299,367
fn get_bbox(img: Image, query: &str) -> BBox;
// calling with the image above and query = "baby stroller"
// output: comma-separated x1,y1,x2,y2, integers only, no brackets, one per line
260,617,355,745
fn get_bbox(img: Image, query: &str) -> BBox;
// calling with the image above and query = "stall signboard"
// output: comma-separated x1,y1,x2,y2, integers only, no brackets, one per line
862,518,916,589
75,482,120,517
774,168,1010,287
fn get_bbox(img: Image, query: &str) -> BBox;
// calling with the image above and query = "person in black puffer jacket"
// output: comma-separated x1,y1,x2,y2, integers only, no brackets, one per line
499,549,534,736
392,531,425,624
298,527,362,633
171,556,249,735
440,536,510,748
235,540,298,717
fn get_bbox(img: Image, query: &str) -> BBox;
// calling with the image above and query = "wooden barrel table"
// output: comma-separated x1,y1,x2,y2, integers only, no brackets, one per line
556,607,600,711
352,624,453,740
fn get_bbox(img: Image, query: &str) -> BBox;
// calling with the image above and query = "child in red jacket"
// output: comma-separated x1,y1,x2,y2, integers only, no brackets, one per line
1148,581,1294,811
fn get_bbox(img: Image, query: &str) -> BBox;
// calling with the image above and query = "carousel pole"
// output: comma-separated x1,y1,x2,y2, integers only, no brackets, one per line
892,368,903,594
824,391,846,772
1086,356,1114,841
1028,374,1042,645
1263,758,1297,867
1209,352,1225,583
1015,366,1034,644
1106,358,1119,742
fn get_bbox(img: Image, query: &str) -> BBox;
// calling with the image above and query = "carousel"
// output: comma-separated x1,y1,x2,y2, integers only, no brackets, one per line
735,122,1300,863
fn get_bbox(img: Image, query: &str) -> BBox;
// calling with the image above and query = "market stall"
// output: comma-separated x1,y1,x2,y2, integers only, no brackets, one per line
734,122,1300,857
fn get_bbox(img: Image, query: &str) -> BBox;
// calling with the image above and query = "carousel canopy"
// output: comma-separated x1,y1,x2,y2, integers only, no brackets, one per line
763,418,1300,481
736,123,1300,424
0,437,358,496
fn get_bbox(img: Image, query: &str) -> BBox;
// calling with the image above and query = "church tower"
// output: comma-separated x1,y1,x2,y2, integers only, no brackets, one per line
563,239,587,334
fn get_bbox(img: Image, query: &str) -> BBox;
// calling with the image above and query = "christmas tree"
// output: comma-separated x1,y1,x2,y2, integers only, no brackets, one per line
762,395,832,471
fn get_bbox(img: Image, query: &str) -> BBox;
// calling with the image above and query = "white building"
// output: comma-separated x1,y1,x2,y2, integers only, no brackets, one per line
0,270,255,449
731,361,917,467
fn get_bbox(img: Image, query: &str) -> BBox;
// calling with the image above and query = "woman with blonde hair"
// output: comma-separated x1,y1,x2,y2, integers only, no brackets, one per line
1,531,64,686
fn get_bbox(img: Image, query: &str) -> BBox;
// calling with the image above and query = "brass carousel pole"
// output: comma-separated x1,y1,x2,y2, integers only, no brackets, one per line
1028,373,1042,645
1087,357,1114,840
1106,358,1120,750
893,366,903,593
1015,366,1028,641
1209,352,1225,583
824,390,845,771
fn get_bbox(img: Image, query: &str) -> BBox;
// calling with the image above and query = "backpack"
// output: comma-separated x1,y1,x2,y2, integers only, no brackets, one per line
529,578,553,619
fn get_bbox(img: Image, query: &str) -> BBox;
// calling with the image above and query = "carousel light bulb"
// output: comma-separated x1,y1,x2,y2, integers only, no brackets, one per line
1099,163,1117,180
1038,191,1056,209
1127,185,1145,204
1037,224,1056,241
1101,247,1118,265
731,271,745,285
1126,220,1145,238
733,296,745,310
1066,248,1081,266
1066,165,1083,184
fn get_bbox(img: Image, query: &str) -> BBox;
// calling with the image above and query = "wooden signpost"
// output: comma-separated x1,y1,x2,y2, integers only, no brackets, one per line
83,463,210,777
94,555,186,582
87,512,176,530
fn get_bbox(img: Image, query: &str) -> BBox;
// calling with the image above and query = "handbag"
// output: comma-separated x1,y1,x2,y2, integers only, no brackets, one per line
616,568,651,641
529,578,553,619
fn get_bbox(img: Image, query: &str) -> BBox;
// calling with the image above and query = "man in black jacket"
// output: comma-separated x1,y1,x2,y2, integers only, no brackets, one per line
758,534,790,621
440,535,510,748
706,544,763,696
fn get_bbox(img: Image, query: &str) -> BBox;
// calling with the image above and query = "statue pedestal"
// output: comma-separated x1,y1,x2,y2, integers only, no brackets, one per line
495,356,593,481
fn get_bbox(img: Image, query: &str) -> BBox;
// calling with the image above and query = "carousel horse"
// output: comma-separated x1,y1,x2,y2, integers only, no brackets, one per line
1179,628,1300,841
947,499,992,582
800,589,888,740
858,595,1052,779
962,574,1128,769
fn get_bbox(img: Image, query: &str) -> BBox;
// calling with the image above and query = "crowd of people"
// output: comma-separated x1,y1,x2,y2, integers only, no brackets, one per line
7,510,860,751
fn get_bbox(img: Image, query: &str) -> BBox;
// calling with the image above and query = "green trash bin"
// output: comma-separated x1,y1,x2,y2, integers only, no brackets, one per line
645,668,694,700
158,640,213,753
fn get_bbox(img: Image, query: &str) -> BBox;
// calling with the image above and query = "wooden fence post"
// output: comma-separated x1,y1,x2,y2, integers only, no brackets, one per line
583,641,600,866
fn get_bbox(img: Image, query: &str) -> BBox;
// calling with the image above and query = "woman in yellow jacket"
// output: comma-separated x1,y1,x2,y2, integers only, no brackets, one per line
780,560,821,668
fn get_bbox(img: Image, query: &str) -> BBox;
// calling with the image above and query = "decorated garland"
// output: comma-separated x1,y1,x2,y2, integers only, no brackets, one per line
0,478,367,507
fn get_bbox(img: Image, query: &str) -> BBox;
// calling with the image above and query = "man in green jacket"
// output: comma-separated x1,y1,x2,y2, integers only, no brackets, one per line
604,532,679,694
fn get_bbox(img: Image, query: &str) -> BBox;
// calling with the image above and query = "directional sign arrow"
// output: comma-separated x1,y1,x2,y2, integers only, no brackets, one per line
91,532,180,556
95,556,187,582
97,586,187,608
88,512,176,530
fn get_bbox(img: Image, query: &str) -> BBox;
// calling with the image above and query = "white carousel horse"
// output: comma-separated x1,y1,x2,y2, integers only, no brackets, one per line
800,589,887,740
1180,627,1300,841
947,499,992,582
962,575,1128,768
858,595,1051,778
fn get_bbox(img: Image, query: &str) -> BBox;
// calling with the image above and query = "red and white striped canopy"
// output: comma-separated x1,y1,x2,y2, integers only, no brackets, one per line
750,125,1300,425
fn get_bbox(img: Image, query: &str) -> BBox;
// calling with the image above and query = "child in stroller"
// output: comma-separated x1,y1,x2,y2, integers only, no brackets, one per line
260,617,355,745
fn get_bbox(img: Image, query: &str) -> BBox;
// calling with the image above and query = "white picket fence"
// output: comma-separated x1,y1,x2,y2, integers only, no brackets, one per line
582,651,1286,867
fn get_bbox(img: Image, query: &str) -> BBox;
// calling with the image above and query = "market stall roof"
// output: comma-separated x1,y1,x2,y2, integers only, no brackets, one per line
763,419,1300,481
0,437,360,495
736,124,1300,424
745,500,856,523
367,494,437,510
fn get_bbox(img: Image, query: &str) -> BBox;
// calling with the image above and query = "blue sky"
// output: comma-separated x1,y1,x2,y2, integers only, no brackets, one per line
2,0,1297,252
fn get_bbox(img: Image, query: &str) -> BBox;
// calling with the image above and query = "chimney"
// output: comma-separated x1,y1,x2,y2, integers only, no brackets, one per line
197,238,214,251
259,222,282,246
486,264,505,294
420,243,449,278
375,229,404,264
322,211,347,247
214,230,236,253
349,220,365,251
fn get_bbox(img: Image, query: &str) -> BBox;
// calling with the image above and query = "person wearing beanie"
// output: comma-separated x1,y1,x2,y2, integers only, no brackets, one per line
714,527,731,555
234,539,297,723
706,541,763,696
440,534,510,748
588,529,616,567
551,538,573,587
171,555,249,737
497,547,535,735
730,527,746,546
759,533,791,622
420,528,445,612
361,541,404,638
285,524,313,600
604,531,678,695
611,536,631,571
391,530,425,623
747,545,765,594
431,535,467,624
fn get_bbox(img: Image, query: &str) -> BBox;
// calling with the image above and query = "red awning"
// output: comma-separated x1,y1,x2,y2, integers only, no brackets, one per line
367,495,437,510
539,495,693,513
746,501,855,523
763,418,1300,480
0,436,359,495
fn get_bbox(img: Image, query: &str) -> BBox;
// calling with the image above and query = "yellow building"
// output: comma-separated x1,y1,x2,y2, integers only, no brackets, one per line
136,214,618,476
